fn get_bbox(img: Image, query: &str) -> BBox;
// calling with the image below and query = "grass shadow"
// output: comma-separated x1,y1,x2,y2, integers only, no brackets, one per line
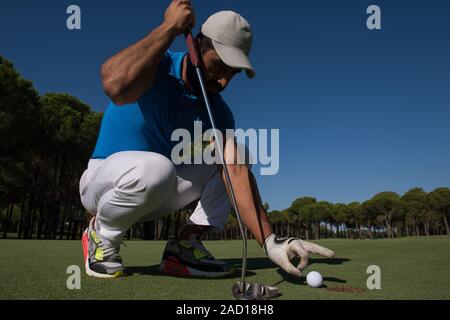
125,257,350,283
309,257,351,265
274,270,347,286
125,264,256,279
271,257,351,286
222,257,276,270
125,257,276,279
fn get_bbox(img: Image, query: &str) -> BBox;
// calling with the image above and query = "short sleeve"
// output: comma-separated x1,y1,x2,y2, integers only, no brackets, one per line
153,51,171,83
138,51,176,102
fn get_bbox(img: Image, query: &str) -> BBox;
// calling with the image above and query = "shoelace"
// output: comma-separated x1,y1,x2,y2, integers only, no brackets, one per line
98,240,124,261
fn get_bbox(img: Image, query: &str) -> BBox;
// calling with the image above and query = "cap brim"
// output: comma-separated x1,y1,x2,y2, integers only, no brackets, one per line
212,39,256,79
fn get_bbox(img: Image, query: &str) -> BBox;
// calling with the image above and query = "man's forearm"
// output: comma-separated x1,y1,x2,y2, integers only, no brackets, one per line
101,22,177,105
222,165,273,246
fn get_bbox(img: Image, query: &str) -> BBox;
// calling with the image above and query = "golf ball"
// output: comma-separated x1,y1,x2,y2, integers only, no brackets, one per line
306,271,323,288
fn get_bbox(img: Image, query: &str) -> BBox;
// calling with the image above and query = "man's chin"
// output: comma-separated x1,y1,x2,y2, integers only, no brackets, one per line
206,87,222,94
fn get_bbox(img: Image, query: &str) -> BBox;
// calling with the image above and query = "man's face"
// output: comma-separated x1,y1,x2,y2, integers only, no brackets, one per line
201,49,242,94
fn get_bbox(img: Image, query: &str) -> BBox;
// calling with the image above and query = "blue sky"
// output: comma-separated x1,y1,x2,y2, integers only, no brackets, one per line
1,0,449,210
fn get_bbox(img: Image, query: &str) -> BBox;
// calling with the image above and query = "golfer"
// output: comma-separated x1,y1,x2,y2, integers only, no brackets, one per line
79,0,334,278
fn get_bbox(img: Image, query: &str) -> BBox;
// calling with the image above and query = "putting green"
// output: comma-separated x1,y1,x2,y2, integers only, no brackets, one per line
0,236,449,299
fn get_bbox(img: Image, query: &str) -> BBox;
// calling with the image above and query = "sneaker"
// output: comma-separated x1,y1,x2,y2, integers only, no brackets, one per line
82,217,125,278
159,240,235,278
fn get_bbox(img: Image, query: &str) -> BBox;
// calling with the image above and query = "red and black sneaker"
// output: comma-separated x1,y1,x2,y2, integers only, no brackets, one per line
159,240,235,278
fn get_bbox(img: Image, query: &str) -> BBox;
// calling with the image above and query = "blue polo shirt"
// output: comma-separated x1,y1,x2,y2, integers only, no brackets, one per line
91,50,235,160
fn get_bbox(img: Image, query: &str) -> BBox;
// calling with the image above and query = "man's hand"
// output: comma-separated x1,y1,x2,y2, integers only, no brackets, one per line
263,234,335,277
163,0,196,36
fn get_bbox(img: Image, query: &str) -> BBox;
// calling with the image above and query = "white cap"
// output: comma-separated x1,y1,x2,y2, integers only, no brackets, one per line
201,11,255,78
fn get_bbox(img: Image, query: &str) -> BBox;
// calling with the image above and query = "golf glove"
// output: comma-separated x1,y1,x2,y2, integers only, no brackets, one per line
263,234,335,277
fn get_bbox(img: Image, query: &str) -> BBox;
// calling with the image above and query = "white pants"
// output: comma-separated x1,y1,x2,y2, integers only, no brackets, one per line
79,151,231,246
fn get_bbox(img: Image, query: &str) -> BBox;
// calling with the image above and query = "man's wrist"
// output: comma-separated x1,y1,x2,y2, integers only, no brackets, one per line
159,21,180,40
262,233,276,255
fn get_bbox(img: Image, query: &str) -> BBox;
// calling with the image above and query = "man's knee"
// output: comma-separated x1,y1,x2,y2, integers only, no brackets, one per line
140,154,176,194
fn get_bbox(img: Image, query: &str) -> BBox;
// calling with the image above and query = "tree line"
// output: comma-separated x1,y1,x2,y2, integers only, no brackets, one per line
268,188,450,240
1,56,102,239
1,56,449,241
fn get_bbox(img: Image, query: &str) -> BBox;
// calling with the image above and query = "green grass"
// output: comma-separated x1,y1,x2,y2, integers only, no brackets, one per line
1,236,449,300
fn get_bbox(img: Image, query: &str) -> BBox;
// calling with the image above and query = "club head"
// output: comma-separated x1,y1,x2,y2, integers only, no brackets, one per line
232,281,280,300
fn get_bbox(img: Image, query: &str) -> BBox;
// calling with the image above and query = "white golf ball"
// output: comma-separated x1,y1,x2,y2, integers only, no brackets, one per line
306,271,323,288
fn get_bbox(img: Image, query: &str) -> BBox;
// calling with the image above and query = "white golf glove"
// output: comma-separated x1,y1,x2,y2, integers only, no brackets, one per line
263,234,335,277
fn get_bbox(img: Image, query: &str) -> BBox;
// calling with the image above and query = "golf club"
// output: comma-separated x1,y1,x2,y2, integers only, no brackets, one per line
184,30,279,300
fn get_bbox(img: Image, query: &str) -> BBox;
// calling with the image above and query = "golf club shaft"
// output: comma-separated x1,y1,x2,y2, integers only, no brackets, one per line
184,31,248,290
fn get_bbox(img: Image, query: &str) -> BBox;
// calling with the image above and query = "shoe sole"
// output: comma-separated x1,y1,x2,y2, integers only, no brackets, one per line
84,259,125,278
159,260,235,278
82,229,125,279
